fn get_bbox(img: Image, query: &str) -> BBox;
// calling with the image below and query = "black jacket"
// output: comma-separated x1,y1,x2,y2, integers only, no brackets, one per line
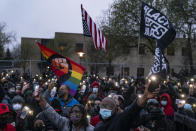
94,99,142,131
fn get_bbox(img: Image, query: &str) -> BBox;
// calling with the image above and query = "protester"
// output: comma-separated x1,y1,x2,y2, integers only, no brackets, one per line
35,93,94,131
12,95,24,113
2,82,16,107
44,84,79,117
34,98,62,131
0,103,16,131
159,93,175,119
94,83,160,131
85,81,103,102
139,99,175,131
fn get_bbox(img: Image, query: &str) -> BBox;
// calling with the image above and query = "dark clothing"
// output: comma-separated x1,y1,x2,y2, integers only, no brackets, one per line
94,99,142,131
2,95,12,107
36,111,58,130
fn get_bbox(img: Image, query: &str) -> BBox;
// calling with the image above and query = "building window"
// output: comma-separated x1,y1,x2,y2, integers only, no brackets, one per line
124,67,130,76
167,46,175,56
75,43,83,52
182,47,188,56
139,46,145,55
137,67,144,78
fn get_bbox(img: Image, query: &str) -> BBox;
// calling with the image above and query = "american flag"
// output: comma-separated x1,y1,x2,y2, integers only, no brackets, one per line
81,4,107,52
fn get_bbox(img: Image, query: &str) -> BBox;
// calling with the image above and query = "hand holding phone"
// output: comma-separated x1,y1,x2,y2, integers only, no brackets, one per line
33,83,39,97
20,106,30,119
148,75,161,92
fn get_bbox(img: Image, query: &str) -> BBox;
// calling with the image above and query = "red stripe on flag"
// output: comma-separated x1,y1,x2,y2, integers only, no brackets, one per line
94,23,98,49
105,40,108,52
98,30,102,49
85,11,87,22
89,18,92,34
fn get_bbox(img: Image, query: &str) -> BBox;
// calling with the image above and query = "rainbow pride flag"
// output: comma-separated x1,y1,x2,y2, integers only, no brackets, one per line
37,42,86,96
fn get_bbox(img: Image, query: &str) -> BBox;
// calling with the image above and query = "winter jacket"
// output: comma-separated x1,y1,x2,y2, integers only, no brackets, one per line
43,103,94,131
44,89,79,117
94,99,142,131
90,115,101,127
160,93,174,117
50,96,79,117
36,111,58,130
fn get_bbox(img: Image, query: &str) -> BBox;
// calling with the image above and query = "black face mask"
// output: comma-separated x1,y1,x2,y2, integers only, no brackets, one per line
0,118,7,129
58,90,65,98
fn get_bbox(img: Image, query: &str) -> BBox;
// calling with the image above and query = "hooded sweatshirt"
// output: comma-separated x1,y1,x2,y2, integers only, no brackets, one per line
85,81,103,102
160,93,174,117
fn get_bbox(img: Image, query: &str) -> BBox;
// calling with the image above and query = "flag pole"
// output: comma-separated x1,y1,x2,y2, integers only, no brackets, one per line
137,1,142,78
83,36,89,74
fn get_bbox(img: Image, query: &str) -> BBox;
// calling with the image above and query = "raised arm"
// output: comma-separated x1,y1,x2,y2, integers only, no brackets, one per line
35,93,69,129
117,83,160,128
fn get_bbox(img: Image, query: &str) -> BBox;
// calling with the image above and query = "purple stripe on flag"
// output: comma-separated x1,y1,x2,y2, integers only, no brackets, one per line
62,80,78,91
70,88,76,96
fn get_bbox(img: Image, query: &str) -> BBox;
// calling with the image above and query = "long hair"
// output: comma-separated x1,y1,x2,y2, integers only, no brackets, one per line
69,104,88,131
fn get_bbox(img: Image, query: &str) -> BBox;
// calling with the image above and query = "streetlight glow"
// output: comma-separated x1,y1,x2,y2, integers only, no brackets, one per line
77,52,85,58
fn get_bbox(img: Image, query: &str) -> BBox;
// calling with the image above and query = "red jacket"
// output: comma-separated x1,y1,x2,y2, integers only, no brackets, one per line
160,93,174,116
3,124,16,131
90,115,102,127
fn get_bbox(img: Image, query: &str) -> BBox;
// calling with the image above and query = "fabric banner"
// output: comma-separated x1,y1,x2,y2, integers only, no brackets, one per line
37,42,86,96
140,2,176,49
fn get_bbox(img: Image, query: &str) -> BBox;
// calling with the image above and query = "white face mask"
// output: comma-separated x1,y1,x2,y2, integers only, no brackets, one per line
161,101,167,106
99,108,112,119
9,88,15,93
93,88,98,93
12,104,22,111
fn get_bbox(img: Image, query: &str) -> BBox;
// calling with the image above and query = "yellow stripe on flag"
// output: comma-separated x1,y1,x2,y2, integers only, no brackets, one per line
41,52,49,59
71,71,83,80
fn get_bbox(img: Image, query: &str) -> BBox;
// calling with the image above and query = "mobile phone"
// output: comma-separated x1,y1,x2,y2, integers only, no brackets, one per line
33,83,39,96
148,74,161,92
20,106,30,119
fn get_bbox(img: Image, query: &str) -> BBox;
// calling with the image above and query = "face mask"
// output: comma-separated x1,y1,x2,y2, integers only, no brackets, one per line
8,88,15,94
58,90,65,98
70,114,81,123
161,101,167,106
93,88,98,93
184,104,192,111
13,104,22,111
99,108,112,119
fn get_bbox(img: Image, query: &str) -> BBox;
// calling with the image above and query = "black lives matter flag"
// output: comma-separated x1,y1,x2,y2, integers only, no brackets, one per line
147,46,167,77
140,2,176,77
140,2,176,49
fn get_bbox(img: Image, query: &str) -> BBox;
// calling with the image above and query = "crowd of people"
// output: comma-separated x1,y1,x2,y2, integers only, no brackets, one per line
0,69,196,131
